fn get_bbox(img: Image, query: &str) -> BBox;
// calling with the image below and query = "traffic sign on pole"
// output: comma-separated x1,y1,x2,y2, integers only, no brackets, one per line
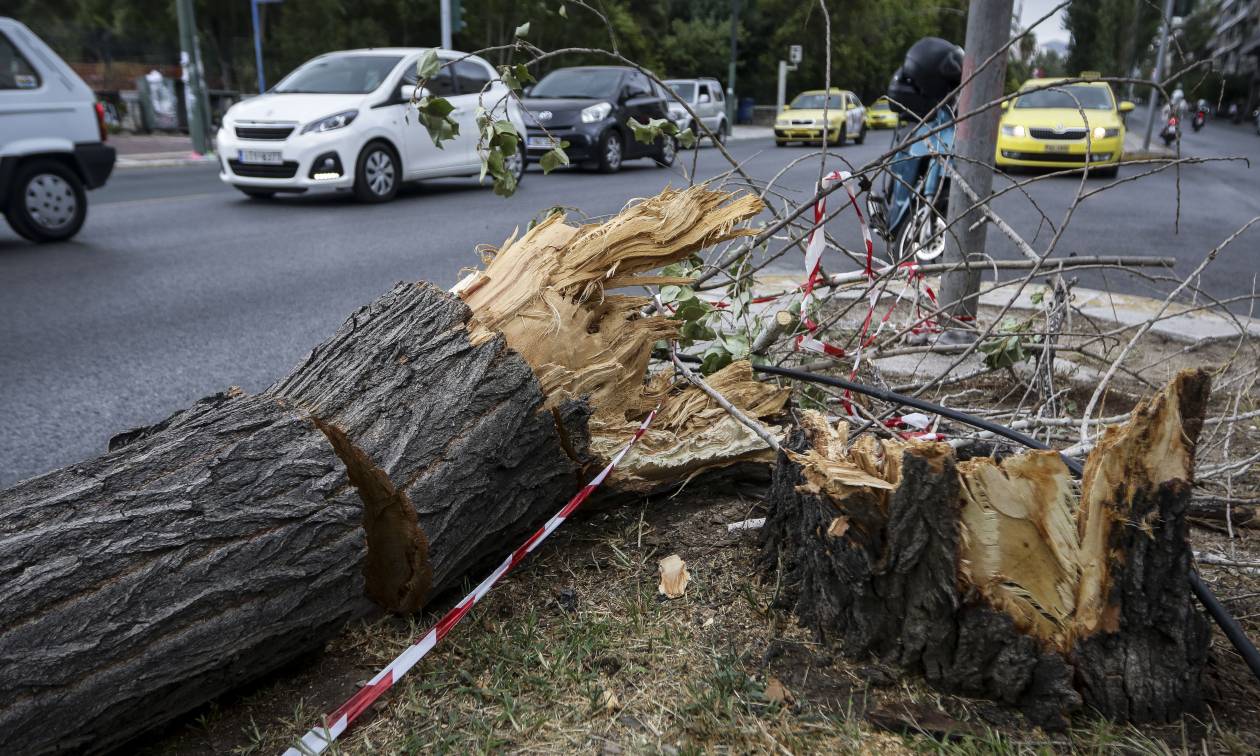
789,45,802,65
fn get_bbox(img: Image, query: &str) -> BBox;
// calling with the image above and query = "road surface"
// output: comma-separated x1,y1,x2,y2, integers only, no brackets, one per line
2,123,1258,485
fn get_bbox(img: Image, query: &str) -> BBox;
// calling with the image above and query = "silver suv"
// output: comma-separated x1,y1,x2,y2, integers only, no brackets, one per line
664,77,728,145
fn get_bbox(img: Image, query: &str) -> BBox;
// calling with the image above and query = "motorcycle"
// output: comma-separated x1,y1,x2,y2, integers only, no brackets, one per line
1191,109,1206,132
867,108,955,262
1160,115,1179,146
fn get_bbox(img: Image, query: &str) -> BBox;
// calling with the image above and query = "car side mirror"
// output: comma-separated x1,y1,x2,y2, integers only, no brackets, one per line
522,84,533,97
1119,100,1135,113
698,93,711,103
398,84,429,104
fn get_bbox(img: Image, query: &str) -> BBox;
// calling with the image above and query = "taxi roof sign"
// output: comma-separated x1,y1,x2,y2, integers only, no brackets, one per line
1080,70,1101,80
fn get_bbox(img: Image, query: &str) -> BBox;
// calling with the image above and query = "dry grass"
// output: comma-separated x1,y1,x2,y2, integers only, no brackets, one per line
142,482,1259,756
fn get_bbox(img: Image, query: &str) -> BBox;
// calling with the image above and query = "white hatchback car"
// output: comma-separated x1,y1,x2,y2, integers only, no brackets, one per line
216,48,526,202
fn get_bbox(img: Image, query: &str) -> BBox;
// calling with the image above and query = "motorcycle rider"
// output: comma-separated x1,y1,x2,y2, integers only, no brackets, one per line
872,36,964,261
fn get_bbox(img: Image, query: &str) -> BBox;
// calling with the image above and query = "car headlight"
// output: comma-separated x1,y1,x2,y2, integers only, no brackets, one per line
301,110,359,134
1091,126,1120,139
581,102,612,123
1001,124,1026,138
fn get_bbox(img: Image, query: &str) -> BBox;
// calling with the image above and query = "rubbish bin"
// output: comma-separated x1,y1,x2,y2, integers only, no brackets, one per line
737,97,755,125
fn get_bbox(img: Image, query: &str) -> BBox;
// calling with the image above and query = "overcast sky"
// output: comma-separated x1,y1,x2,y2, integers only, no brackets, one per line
1018,0,1071,45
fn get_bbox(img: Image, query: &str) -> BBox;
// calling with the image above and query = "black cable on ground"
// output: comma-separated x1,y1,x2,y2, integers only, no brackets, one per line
666,352,1260,683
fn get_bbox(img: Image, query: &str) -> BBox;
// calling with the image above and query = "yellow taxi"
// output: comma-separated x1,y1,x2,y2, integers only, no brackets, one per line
775,88,867,146
864,96,900,129
995,74,1134,176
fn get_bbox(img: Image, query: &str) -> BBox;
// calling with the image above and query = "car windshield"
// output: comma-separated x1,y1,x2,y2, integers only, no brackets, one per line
871,100,891,111
273,54,402,94
667,82,696,101
531,69,623,98
1015,84,1113,110
790,93,843,109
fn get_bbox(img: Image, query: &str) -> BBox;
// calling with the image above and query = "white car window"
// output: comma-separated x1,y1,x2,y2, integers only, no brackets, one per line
402,58,455,96
274,53,402,94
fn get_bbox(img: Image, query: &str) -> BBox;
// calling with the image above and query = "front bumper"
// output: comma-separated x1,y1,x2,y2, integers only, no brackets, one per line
995,135,1122,169
775,124,842,142
524,121,603,162
215,126,358,192
865,114,899,129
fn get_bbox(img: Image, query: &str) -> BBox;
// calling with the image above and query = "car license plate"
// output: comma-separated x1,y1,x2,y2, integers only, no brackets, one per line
238,149,283,164
527,136,557,149
1043,144,1070,153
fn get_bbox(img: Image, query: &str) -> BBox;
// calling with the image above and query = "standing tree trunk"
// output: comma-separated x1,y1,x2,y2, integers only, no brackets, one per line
0,283,589,755
761,370,1212,729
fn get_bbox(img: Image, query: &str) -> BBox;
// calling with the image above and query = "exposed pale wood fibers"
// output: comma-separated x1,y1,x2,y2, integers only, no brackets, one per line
763,370,1212,725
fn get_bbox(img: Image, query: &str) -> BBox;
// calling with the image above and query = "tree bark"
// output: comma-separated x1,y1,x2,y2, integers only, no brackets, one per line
0,282,588,755
761,370,1211,729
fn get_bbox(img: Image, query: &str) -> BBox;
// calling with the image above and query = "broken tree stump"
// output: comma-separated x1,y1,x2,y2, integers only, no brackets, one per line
760,369,1212,729
0,186,784,754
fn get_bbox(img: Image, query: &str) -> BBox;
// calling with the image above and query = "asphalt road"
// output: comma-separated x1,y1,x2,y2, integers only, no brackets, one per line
3,123,1258,486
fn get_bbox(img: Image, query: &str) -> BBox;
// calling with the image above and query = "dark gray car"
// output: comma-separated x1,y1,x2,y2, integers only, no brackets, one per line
521,66,677,173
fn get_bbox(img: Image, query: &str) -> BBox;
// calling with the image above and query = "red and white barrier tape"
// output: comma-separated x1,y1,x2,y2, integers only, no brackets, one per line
795,169,871,360
283,408,660,756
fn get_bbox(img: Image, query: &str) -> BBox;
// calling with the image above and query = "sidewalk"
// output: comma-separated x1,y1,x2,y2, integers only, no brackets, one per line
111,133,217,169
731,125,773,142
1122,129,1174,160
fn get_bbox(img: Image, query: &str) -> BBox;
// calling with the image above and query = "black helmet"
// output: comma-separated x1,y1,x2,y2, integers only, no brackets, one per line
888,37,964,119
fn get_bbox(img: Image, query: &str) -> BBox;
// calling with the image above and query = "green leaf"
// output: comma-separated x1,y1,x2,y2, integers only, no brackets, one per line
979,335,1027,370
514,21,530,37
416,49,441,80
677,128,697,149
659,285,682,303
416,96,460,147
627,117,673,145
513,64,535,85
720,332,750,360
558,3,567,18
1030,290,1045,305
493,171,518,198
700,346,733,375
540,143,570,174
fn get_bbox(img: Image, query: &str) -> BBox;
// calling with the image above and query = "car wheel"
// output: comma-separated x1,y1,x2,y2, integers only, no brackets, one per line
1094,165,1119,179
655,135,678,167
354,142,400,203
6,159,87,243
834,124,847,146
716,120,729,145
597,130,623,173
855,124,866,144
775,139,788,147
237,188,275,199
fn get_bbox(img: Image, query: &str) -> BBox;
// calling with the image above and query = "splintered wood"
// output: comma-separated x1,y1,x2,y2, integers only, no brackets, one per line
761,370,1212,728
454,186,788,489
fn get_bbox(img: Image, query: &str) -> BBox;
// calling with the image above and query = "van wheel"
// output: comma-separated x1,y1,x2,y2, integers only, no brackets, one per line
6,160,87,243
716,120,729,145
354,142,400,203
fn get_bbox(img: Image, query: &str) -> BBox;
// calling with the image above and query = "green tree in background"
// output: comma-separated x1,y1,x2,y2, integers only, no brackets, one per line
11,0,968,103
1065,0,1160,79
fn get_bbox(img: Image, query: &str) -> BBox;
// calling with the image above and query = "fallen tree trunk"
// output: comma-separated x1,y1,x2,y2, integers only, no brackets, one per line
0,283,590,754
0,186,784,754
761,369,1212,729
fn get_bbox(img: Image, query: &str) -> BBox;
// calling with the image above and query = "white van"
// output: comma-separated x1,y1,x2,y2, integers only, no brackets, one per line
0,17,115,242
215,48,526,202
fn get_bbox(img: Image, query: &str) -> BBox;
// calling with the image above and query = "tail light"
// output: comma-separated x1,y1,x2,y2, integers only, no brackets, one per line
94,102,108,142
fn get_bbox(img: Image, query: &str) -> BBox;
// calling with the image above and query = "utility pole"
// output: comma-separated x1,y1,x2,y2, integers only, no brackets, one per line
939,0,1014,335
727,0,740,125
440,0,452,49
176,0,212,154
250,0,283,94
1141,0,1176,152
